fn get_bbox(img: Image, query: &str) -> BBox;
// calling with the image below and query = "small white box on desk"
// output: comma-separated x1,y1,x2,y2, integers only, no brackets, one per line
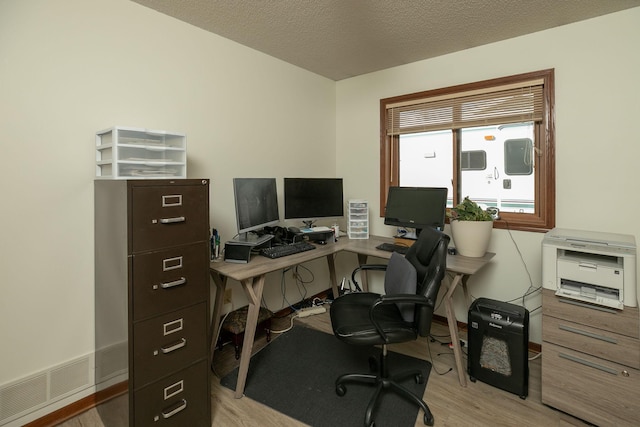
348,200,369,239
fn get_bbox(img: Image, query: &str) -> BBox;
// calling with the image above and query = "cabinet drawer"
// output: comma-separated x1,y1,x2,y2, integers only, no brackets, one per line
133,359,209,427
543,315,640,369
542,289,639,338
542,342,640,427
130,183,208,253
132,303,208,388
132,242,208,321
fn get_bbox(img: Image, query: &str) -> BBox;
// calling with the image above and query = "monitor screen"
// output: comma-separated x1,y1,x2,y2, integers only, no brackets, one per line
284,178,344,226
233,178,280,240
384,187,448,237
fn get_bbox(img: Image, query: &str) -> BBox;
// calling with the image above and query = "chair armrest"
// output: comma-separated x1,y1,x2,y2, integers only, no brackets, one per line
378,294,433,306
351,264,387,292
369,294,435,342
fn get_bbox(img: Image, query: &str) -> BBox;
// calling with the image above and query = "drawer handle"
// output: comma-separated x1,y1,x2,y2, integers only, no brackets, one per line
160,277,186,289
160,216,185,224
558,324,617,344
161,338,186,354
161,399,187,419
559,352,618,375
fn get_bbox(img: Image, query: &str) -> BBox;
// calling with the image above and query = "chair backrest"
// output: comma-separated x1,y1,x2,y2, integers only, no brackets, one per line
384,252,418,322
404,227,450,335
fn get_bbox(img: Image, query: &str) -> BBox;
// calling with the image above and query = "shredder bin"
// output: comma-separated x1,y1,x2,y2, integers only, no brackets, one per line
467,297,529,398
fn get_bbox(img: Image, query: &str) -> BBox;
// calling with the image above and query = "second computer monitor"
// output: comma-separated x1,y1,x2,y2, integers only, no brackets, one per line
233,177,280,244
384,186,448,238
284,178,344,228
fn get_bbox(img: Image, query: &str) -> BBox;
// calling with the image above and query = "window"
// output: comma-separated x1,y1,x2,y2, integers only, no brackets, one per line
380,69,555,232
461,150,486,171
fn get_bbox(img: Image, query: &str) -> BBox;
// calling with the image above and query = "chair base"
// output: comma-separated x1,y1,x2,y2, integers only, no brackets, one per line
335,349,434,427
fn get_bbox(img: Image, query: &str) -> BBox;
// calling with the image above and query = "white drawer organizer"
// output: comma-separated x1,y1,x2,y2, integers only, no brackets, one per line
348,200,369,239
96,126,187,179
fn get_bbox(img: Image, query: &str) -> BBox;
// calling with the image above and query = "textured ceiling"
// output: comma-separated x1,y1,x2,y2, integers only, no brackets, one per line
131,0,640,81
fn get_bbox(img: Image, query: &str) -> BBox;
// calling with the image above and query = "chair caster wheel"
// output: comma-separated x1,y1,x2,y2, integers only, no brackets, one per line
415,373,424,384
424,413,434,426
336,384,346,396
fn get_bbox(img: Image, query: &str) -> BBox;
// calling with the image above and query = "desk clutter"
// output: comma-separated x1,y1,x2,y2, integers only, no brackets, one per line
224,226,337,263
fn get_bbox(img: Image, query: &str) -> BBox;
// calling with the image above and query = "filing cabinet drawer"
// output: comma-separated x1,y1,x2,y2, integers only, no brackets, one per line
130,183,208,253
543,314,639,369
542,289,639,338
542,341,640,426
132,242,209,321
133,359,209,427
132,303,207,388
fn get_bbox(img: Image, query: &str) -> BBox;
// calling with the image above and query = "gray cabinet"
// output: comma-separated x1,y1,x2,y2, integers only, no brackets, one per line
541,289,640,426
95,179,210,426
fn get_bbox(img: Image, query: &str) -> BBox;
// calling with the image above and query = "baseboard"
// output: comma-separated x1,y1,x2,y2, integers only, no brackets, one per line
22,381,127,427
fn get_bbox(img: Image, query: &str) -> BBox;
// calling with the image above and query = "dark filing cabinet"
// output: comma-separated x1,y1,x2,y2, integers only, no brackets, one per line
94,179,211,426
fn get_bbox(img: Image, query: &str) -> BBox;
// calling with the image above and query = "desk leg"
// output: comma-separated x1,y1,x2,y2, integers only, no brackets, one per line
326,253,339,299
234,274,266,398
357,253,369,292
209,271,227,365
444,273,467,387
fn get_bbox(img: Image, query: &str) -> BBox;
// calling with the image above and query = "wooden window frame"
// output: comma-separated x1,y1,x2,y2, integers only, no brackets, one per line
379,69,555,233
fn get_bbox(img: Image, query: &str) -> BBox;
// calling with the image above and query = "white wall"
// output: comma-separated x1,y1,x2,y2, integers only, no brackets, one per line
336,7,640,343
0,0,336,396
1,0,639,422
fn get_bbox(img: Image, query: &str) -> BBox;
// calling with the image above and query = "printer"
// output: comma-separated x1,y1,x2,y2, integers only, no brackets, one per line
542,228,637,309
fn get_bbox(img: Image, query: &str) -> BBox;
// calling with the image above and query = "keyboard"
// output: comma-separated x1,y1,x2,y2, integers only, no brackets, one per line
376,242,410,255
260,241,317,259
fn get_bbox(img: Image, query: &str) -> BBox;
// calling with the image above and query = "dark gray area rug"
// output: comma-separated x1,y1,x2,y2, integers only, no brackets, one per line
220,326,431,427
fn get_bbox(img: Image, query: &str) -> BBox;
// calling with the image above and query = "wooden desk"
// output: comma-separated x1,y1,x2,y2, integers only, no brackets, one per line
210,236,493,397
209,239,346,398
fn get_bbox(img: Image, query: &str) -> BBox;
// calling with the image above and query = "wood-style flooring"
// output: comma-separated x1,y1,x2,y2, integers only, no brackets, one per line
57,311,589,427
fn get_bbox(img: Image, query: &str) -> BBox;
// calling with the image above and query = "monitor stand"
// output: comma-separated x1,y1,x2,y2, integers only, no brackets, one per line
232,232,274,246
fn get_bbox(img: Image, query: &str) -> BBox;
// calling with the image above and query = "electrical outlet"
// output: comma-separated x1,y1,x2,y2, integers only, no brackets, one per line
224,289,233,304
222,302,233,315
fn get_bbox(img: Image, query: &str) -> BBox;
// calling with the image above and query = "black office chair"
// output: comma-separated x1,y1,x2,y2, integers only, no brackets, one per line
330,227,449,427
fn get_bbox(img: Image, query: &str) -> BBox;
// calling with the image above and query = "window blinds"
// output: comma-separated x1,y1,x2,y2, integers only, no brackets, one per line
386,79,544,135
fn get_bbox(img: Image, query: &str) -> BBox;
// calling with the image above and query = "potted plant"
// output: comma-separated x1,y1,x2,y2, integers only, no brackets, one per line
448,197,494,257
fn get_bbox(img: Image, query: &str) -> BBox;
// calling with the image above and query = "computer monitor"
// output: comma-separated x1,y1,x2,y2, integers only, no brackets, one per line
284,178,344,228
232,178,280,244
384,186,448,239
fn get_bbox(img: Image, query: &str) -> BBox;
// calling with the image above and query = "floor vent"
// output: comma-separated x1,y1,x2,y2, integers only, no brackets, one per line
0,355,92,426
0,375,47,423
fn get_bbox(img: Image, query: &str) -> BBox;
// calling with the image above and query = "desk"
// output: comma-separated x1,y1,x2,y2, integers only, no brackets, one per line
209,240,346,398
210,236,493,397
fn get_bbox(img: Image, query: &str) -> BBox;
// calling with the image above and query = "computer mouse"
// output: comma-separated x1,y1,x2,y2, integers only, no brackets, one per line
288,226,301,234
317,240,327,245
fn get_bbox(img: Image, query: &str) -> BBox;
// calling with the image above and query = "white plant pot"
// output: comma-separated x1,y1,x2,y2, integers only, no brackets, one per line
450,220,493,257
